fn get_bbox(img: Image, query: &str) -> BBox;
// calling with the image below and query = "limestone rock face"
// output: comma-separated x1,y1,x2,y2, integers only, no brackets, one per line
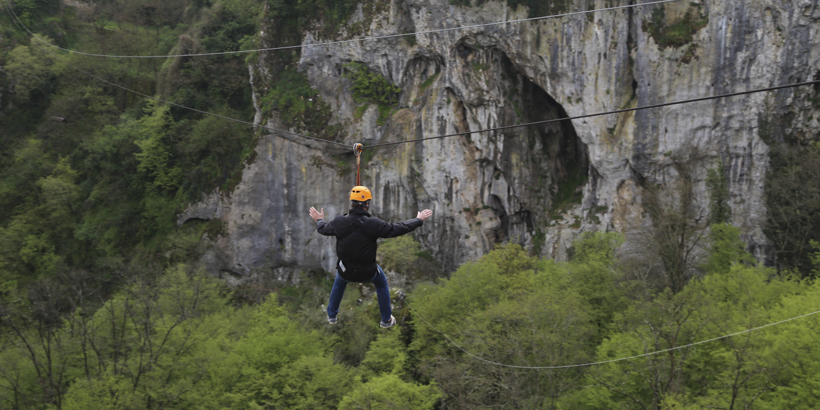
179,0,820,277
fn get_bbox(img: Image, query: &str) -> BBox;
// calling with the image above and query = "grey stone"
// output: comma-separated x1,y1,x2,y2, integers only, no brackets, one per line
189,0,820,279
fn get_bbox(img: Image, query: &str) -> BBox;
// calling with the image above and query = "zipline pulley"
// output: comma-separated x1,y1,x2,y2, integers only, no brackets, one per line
353,143,364,186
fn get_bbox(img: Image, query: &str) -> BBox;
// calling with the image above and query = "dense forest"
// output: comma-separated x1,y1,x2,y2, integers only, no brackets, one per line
1,0,820,409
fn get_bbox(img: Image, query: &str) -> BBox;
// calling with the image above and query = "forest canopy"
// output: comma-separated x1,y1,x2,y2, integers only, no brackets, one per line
1,0,820,409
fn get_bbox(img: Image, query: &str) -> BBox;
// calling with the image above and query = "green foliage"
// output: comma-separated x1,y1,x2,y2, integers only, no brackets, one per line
1,265,375,409
569,231,624,263
8,0,60,27
332,308,381,366
765,139,820,275
4,1,820,408
338,374,442,410
590,263,812,409
343,62,401,106
706,161,731,224
566,232,627,342
4,223,820,408
353,103,369,120
226,296,356,409
754,279,820,408
812,240,820,278
37,157,79,218
643,5,709,49
701,223,755,275
0,0,263,280
549,160,587,214
0,264,237,409
376,103,396,125
639,162,708,292
135,101,183,192
378,235,422,273
409,243,614,408
359,331,409,378
260,69,340,139
418,72,439,91
265,0,364,37
177,107,255,198
5,35,56,102
377,235,441,280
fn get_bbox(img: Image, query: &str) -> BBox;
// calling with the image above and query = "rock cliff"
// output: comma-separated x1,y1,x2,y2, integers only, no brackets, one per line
179,0,820,279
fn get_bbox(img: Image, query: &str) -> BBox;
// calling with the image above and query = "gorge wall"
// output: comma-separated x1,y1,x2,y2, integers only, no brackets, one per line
178,0,820,279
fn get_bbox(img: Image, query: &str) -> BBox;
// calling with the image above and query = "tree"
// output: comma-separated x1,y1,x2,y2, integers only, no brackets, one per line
342,62,401,106
5,36,56,103
765,141,820,275
587,262,804,410
378,235,442,282
638,159,709,293
37,157,81,223
338,374,442,410
409,244,601,409
705,161,731,225
223,295,357,409
134,101,181,192
754,279,820,408
700,223,755,275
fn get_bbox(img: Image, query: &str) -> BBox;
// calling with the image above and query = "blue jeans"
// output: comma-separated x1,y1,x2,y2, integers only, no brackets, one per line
327,265,392,323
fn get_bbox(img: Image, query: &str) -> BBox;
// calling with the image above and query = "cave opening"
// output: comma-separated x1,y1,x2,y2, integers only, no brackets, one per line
484,50,590,246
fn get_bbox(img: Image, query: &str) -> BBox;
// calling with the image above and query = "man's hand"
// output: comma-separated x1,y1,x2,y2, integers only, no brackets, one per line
309,207,325,222
417,209,433,221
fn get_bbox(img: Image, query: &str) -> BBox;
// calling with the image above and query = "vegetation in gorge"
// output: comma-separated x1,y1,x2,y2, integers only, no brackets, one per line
342,61,401,125
764,137,820,275
4,230,820,409
3,1,820,409
258,0,380,139
706,160,732,225
260,69,342,140
0,0,259,293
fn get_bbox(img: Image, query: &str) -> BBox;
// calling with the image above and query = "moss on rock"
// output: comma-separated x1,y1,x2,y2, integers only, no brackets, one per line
643,5,708,49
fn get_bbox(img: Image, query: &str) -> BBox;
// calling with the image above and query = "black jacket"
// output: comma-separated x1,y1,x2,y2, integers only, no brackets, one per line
316,208,423,281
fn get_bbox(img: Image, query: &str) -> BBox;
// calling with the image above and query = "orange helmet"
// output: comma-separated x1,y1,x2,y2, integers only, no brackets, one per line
350,186,372,202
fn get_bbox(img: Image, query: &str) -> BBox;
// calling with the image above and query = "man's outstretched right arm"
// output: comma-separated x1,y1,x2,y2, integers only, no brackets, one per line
374,209,433,238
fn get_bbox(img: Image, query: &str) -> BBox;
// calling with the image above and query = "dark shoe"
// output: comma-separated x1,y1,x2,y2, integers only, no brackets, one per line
328,315,338,324
379,315,396,329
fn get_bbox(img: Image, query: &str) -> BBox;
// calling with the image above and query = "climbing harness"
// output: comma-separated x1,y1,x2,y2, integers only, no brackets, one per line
353,143,364,186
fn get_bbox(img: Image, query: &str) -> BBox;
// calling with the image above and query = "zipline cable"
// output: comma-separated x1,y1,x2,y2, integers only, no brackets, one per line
10,0,820,372
8,0,679,59
406,302,820,369
7,2,818,155
366,79,820,148
3,0,348,149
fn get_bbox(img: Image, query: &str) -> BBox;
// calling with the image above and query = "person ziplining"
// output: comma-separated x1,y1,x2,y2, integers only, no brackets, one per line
309,185,433,328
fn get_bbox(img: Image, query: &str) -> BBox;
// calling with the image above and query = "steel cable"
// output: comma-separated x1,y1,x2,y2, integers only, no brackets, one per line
3,1,349,149
406,301,820,369
366,80,820,148
9,0,679,59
